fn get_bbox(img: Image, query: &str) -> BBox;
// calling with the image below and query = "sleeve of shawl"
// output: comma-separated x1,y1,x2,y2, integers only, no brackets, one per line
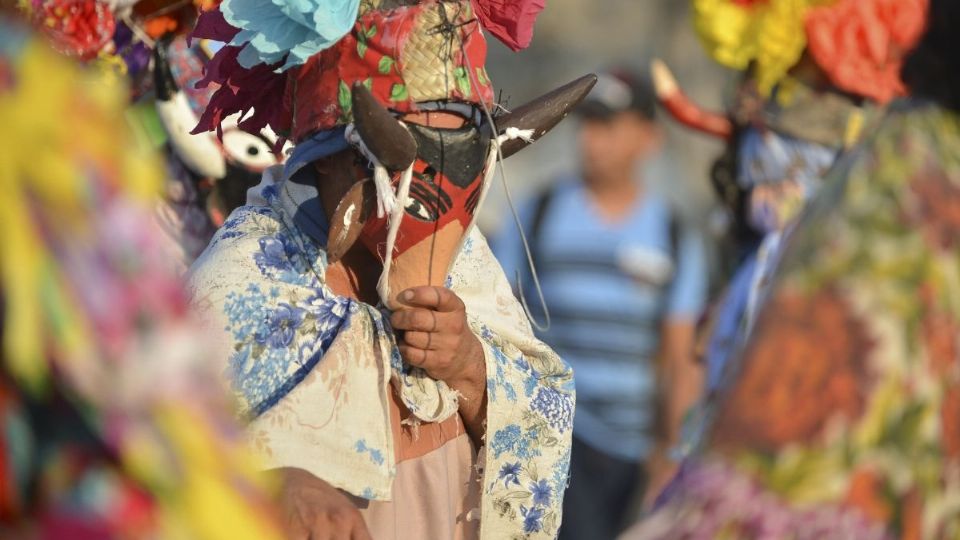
449,228,575,539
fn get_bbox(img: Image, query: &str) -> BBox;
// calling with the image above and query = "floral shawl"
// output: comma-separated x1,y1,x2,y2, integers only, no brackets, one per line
187,166,575,539
625,103,960,539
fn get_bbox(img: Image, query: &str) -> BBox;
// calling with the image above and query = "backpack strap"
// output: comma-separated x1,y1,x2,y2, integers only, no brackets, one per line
668,203,680,263
527,183,557,267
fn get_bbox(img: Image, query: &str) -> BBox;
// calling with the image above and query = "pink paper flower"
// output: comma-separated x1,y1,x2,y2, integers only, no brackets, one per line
473,0,545,51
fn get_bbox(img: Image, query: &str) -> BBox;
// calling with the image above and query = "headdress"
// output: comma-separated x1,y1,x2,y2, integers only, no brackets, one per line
651,0,929,238
692,0,928,102
191,0,595,306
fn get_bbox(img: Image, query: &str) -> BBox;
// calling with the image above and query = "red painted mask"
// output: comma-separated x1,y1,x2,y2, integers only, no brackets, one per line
359,120,492,258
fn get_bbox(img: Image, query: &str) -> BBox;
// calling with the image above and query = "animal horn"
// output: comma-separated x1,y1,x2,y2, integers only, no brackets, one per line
492,74,598,158
651,59,733,140
351,83,418,171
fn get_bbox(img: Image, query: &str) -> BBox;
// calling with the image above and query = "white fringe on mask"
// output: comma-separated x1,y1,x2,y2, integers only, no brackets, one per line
345,123,400,219
376,164,414,306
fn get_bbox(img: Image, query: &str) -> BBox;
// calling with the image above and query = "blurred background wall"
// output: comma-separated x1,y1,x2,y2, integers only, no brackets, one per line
477,0,734,240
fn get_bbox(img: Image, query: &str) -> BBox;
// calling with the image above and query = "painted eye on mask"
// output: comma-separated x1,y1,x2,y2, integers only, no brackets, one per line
221,128,277,172
405,169,451,222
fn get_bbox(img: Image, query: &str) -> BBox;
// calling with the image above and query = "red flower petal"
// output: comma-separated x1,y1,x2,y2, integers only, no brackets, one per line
472,0,545,52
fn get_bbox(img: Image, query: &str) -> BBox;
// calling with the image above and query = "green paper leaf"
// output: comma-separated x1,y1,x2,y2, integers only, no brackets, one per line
338,80,352,119
378,56,394,75
357,41,368,58
389,83,408,102
475,67,490,86
363,78,373,90
365,24,377,38
454,66,471,97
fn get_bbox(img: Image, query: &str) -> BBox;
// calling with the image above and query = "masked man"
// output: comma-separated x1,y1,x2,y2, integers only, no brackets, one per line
186,1,593,538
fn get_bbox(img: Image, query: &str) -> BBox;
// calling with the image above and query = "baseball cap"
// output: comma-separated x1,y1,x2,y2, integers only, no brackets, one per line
577,70,657,121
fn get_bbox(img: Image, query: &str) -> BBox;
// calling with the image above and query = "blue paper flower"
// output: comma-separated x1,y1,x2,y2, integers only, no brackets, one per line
221,0,361,70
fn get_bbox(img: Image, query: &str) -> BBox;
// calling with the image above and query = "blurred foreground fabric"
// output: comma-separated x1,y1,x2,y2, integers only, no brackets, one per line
0,17,282,539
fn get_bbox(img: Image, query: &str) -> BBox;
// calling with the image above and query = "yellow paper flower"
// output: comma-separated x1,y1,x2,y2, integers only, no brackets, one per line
693,0,834,95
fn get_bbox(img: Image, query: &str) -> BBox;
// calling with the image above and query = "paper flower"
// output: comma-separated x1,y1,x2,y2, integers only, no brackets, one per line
31,0,117,60
191,9,289,136
805,0,928,104
473,0,545,51
693,0,815,95
219,0,361,70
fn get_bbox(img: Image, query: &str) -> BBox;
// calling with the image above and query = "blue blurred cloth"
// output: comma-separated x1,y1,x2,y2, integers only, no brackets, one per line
493,178,708,462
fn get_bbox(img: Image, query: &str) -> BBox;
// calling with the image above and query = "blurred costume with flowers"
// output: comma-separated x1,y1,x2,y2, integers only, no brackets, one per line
652,0,928,419
0,16,282,539
18,0,289,273
620,1,960,538
186,0,590,538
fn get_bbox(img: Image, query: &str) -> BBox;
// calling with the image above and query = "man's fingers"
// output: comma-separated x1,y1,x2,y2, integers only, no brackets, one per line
403,330,456,351
285,518,311,540
325,508,359,540
305,517,331,540
396,286,464,312
350,518,374,540
398,345,430,367
399,344,455,370
391,308,444,332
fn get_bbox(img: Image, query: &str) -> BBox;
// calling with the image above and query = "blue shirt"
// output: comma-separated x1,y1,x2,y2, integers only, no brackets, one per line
492,179,707,461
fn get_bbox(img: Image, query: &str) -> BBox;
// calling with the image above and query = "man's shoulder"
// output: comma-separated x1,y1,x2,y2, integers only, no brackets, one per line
187,204,286,287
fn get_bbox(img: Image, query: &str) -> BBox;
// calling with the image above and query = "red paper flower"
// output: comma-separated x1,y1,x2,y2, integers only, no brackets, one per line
473,0,545,51
805,0,928,103
33,0,116,60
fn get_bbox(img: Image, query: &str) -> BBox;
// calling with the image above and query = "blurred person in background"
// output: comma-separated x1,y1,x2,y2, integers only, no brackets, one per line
645,0,928,475
493,70,708,540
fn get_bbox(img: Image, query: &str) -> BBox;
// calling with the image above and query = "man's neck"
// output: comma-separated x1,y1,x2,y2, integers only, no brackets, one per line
585,174,642,221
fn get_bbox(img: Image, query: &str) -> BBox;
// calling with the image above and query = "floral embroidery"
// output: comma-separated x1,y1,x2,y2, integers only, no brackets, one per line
529,479,552,507
499,462,522,487
521,505,545,534
354,439,385,466
530,387,573,434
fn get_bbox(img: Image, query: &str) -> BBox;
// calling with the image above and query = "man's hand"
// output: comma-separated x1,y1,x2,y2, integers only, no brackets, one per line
391,286,487,444
391,286,484,386
278,468,372,540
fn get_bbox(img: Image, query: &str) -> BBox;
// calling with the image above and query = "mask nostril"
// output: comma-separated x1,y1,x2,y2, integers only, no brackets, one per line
247,146,261,156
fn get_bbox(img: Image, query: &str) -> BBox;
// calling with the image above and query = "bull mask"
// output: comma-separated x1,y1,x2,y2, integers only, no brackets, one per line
326,76,597,308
